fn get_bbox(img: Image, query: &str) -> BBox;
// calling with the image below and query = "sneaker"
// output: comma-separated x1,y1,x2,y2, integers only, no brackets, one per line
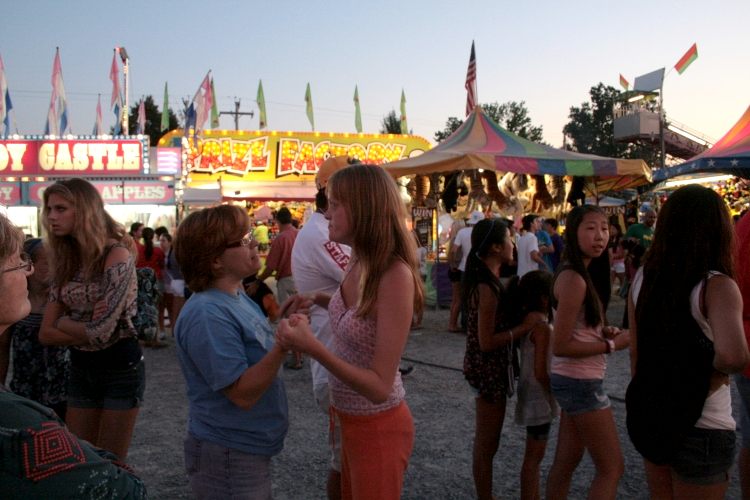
398,365,415,376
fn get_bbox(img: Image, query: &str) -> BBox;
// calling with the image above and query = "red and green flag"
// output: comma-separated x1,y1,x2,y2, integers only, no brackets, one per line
619,73,629,91
674,43,698,75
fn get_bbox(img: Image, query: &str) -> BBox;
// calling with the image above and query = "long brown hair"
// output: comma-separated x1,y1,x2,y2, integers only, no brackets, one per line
327,164,424,318
42,178,133,284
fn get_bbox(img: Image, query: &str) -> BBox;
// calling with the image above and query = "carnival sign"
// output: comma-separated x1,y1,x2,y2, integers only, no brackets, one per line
0,182,21,206
28,181,173,205
0,139,147,176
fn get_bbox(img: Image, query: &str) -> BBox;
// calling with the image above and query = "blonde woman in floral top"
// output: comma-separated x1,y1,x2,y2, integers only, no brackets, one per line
39,179,141,461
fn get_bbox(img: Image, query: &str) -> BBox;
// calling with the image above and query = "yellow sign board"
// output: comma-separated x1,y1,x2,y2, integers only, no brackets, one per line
159,130,432,183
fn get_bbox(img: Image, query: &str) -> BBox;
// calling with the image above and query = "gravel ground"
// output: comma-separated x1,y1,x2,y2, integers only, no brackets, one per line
128,295,742,499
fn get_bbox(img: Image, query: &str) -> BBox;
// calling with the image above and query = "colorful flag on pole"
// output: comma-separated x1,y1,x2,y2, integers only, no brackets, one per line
192,71,213,132
210,78,219,128
400,89,408,134
305,83,314,131
257,80,267,129
465,41,477,117
0,54,13,138
137,99,146,134
160,82,169,132
93,94,103,136
674,43,698,75
45,48,69,136
619,73,630,91
353,85,362,133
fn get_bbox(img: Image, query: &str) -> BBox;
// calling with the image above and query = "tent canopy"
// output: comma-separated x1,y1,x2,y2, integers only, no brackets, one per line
653,104,750,182
383,106,651,190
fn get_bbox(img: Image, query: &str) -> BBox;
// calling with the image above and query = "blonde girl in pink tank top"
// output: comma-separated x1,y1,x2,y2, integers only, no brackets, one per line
278,164,424,500
545,206,630,500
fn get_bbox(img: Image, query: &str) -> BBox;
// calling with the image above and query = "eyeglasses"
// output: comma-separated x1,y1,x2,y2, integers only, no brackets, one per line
225,234,256,249
2,253,33,275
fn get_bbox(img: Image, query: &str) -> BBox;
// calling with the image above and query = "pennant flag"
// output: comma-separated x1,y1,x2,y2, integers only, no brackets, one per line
353,85,362,133
192,71,213,132
45,48,69,136
210,78,219,128
160,82,169,132
184,103,197,136
257,80,267,129
305,82,314,131
619,73,630,91
137,99,146,134
674,43,698,75
93,94,103,136
0,54,14,138
400,89,408,134
465,41,477,117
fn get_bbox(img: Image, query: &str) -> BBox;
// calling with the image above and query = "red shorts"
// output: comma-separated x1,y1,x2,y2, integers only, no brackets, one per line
334,401,415,500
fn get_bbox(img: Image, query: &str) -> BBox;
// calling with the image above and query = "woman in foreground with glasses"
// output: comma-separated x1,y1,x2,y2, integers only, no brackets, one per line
173,204,309,499
39,178,142,461
0,238,70,420
0,213,147,497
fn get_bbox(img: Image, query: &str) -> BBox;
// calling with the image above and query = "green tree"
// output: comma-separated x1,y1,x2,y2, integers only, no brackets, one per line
563,83,659,166
433,101,544,143
125,95,179,146
380,110,402,134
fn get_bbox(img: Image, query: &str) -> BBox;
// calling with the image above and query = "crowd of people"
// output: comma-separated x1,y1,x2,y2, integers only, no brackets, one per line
0,163,749,499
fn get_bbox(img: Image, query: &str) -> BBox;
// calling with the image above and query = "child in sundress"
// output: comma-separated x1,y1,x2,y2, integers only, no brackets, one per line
515,270,558,500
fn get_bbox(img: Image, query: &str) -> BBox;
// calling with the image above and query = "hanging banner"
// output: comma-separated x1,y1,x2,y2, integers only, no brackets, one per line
0,138,147,176
159,129,431,184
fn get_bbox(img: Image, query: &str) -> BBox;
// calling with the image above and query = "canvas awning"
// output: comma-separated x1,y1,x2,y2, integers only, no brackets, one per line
383,106,651,189
653,104,750,181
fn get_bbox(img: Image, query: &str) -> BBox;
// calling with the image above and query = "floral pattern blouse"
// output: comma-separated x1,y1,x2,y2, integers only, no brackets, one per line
49,243,138,352
7,313,70,407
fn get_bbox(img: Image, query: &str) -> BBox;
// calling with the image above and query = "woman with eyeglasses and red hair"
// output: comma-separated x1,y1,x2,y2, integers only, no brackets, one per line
173,204,310,499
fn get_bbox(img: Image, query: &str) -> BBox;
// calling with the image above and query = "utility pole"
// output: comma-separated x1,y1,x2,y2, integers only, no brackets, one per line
219,98,254,130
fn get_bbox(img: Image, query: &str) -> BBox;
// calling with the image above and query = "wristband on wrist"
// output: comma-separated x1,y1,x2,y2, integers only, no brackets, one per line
605,339,615,354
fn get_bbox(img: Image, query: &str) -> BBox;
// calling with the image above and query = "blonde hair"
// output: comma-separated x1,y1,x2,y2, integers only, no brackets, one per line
0,213,23,267
173,204,250,292
42,178,133,284
327,164,424,318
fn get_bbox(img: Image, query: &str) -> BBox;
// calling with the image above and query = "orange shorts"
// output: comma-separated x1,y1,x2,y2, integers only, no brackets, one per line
334,401,415,500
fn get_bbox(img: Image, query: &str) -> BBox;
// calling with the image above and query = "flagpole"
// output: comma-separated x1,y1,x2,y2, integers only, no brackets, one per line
119,47,130,133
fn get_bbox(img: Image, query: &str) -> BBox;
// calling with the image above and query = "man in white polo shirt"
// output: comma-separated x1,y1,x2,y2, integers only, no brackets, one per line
448,210,484,333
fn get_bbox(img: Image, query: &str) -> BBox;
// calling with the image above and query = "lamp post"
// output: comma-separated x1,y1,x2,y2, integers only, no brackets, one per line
118,47,129,133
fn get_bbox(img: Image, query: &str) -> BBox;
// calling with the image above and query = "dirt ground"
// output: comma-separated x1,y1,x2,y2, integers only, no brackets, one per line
128,295,742,499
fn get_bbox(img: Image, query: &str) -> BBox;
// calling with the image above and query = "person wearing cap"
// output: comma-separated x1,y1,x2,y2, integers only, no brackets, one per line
0,238,70,419
447,210,484,333
290,155,353,499
258,207,299,307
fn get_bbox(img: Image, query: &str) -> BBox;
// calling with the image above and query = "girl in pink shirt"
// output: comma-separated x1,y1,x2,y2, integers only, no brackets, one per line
278,164,424,500
545,205,630,500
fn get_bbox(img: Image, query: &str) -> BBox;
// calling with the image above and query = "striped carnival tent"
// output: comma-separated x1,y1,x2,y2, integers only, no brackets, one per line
384,106,651,191
653,105,750,182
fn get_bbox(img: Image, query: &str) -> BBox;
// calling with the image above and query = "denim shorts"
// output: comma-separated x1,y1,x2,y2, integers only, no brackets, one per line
67,358,145,410
670,427,736,485
734,374,750,448
184,433,272,500
550,373,610,415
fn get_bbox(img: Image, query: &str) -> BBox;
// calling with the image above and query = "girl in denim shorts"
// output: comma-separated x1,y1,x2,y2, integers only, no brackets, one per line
627,185,749,498
545,206,630,500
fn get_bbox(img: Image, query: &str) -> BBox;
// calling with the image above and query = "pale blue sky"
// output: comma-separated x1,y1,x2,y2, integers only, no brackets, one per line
2,0,748,146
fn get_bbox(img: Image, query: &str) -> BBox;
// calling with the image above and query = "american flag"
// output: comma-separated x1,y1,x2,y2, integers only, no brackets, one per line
465,41,477,116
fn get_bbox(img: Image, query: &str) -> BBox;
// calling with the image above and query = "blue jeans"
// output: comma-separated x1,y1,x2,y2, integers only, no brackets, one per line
184,433,272,500
671,427,736,485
